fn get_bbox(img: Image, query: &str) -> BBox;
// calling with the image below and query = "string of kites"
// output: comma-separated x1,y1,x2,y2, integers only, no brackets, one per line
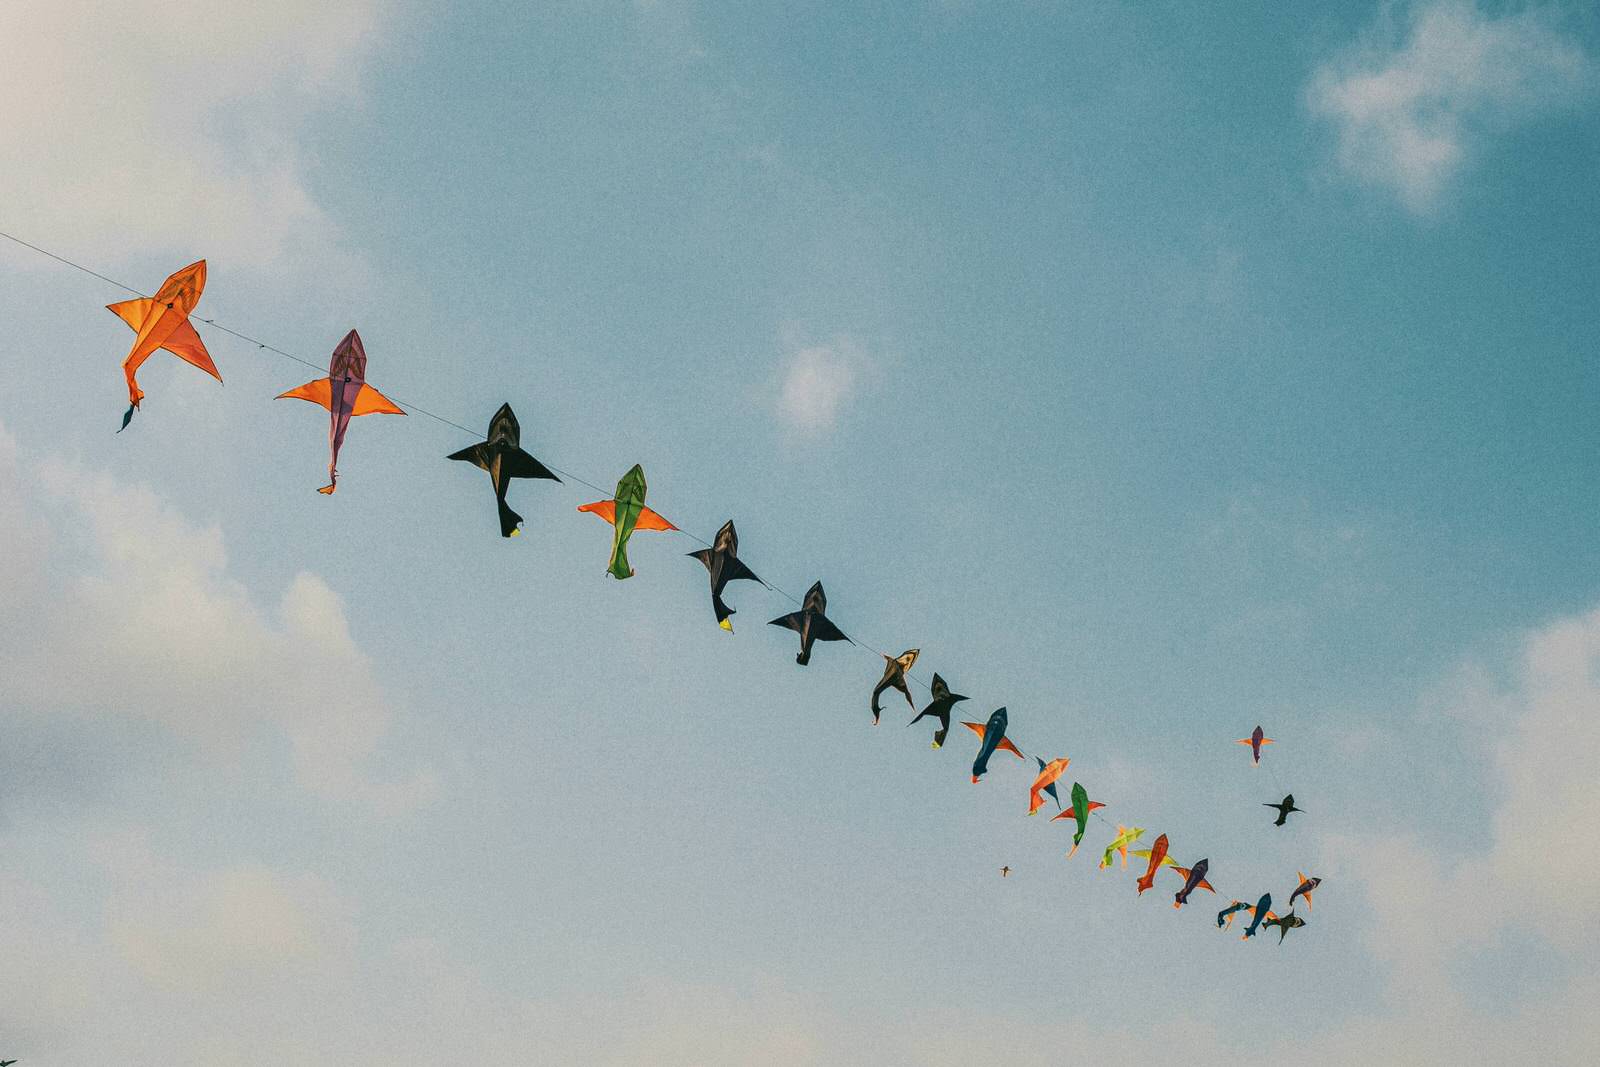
9,246,1324,945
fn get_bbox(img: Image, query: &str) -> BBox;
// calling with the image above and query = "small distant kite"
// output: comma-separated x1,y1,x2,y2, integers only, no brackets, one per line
687,520,762,630
1290,872,1321,912
1028,757,1070,816
965,707,1024,783
1135,833,1170,895
1052,782,1105,857
1264,909,1306,944
1265,794,1302,826
1237,725,1274,765
1000,865,1011,878
1241,893,1275,940
908,673,968,748
1216,900,1252,930
447,403,560,537
768,581,850,666
1100,826,1144,870
870,649,919,725
1032,757,1063,811
106,259,219,431
1172,858,1214,910
579,464,678,578
276,329,404,493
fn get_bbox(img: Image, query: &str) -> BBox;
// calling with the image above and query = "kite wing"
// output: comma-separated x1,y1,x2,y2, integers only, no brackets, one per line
579,500,617,522
723,556,760,584
768,611,806,633
277,379,334,409
159,317,220,380
351,383,406,416
633,505,678,532
504,449,559,481
811,615,850,643
996,737,1024,759
107,297,154,329
447,442,490,472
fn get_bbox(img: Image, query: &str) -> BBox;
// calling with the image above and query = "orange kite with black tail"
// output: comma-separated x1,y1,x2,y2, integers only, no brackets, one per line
107,260,219,430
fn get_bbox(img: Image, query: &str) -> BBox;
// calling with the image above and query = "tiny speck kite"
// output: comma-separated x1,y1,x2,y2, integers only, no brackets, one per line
1100,825,1145,870
1241,893,1275,940
106,259,219,431
964,707,1024,783
276,329,404,493
579,464,677,579
1265,794,1302,826
1135,833,1169,895
687,520,762,630
768,581,849,666
447,403,560,537
870,649,919,724
1052,781,1106,857
1237,725,1274,765
1028,757,1070,816
1216,900,1252,930
1264,909,1306,944
1000,865,1011,877
1032,757,1063,811
1171,858,1214,910
1290,872,1321,912
908,673,967,748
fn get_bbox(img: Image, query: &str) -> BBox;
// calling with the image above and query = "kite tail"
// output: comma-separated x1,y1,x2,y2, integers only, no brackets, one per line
319,465,338,495
796,648,811,666
117,404,135,433
498,497,523,538
713,593,734,630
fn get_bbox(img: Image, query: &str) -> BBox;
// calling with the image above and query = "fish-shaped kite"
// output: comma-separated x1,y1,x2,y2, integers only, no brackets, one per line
579,464,677,579
1241,893,1275,940
1237,725,1274,765
1032,757,1063,811
687,520,762,630
1265,794,1302,826
1028,757,1070,816
276,329,404,493
1135,833,1169,895
1100,825,1145,870
768,581,850,665
1172,858,1214,910
1264,909,1306,944
870,649,919,725
1052,781,1106,857
1290,872,1321,912
106,260,220,431
1216,900,1252,930
447,403,561,537
908,673,967,748
964,707,1024,783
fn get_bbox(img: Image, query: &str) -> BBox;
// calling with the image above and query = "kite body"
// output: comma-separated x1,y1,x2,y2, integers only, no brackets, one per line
1265,909,1306,944
1241,893,1274,940
579,464,677,579
1136,833,1170,895
1265,794,1302,826
1173,859,1213,909
106,259,219,430
1053,781,1105,857
688,520,761,630
447,403,561,537
1028,757,1070,816
870,648,919,724
965,707,1023,783
908,672,967,748
1290,873,1321,912
276,329,404,493
768,581,849,666
1100,826,1144,870
1216,900,1252,929
1237,725,1274,765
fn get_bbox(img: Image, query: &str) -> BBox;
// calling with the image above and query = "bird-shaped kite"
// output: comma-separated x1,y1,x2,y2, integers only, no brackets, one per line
768,581,849,666
1171,858,1215,909
1000,866,1011,878
1100,825,1145,870
1241,893,1275,940
1053,781,1106,857
687,520,762,630
908,673,967,748
1265,794,1302,826
1135,833,1170,895
965,707,1024,783
447,403,560,537
1264,909,1306,944
106,260,219,431
1032,757,1063,811
579,464,677,579
1237,725,1274,765
1216,900,1252,930
870,649,919,724
276,329,404,493
1290,872,1321,912
1028,757,1070,816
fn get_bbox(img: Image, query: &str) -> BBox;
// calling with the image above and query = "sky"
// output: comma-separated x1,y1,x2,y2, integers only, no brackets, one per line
0,1,1597,1063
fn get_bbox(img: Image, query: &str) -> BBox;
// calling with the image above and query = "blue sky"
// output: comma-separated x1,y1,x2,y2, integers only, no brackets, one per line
2,1,1598,1063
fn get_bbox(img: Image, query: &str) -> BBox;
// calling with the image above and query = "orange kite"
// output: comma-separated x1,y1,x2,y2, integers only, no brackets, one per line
1027,757,1070,816
106,260,219,430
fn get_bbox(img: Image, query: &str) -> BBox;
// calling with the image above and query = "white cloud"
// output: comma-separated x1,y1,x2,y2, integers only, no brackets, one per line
0,420,435,811
1307,1,1590,213
774,335,867,433
0,0,390,267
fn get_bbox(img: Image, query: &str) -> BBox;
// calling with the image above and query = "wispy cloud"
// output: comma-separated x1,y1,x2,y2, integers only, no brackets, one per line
773,334,869,434
1306,1,1590,213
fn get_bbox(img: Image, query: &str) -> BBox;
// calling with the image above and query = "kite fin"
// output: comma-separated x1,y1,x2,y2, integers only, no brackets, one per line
1198,880,1215,894
811,615,850,643
634,506,677,532
351,383,405,416
498,497,524,538
1261,738,1275,746
997,737,1025,759
504,447,560,481
768,611,805,634
724,557,760,584
161,317,221,381
318,483,337,495
962,722,986,741
688,548,714,569
277,378,334,410
107,297,155,329
579,499,617,523
447,442,490,470
719,617,733,632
